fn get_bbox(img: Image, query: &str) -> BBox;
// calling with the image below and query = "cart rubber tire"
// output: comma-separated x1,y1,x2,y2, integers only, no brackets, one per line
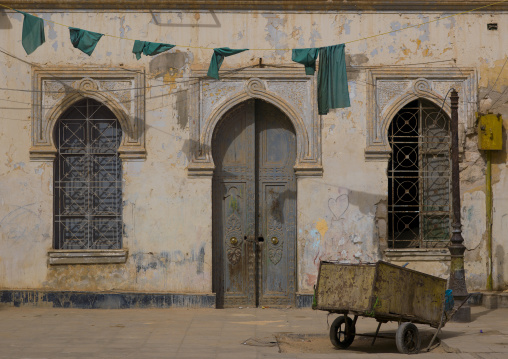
329,315,356,349
396,322,421,354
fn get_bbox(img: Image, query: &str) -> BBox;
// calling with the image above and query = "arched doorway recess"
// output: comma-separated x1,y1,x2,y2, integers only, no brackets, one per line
212,99,297,308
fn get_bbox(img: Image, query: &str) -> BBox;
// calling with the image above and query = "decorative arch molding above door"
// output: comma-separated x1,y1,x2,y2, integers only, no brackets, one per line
364,67,477,161
187,68,322,177
30,67,146,161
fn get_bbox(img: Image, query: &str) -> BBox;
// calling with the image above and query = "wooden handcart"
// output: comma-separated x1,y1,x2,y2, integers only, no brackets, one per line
314,261,466,354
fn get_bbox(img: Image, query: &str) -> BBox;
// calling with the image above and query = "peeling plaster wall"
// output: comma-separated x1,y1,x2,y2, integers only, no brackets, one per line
297,94,387,292
0,10,507,294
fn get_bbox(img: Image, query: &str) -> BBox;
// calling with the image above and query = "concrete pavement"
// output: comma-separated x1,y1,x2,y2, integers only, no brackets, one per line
1,304,507,358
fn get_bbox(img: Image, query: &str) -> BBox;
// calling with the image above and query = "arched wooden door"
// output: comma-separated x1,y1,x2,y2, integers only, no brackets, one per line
212,99,297,308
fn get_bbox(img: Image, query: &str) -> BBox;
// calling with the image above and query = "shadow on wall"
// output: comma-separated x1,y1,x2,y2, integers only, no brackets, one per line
325,187,386,258
148,51,192,131
344,54,367,81
180,139,207,164
305,181,386,220
496,244,505,290
149,10,221,28
0,9,12,29
344,189,385,217
490,115,508,165
149,52,189,77
268,188,296,225
144,88,189,134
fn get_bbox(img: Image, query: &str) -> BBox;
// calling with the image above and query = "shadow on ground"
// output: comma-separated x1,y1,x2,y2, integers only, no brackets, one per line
470,308,496,322
275,329,454,354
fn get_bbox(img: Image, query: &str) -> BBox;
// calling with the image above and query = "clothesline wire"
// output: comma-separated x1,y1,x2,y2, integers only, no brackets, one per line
0,1,501,112
0,42,457,95
0,42,464,111
1,0,508,51
0,42,456,78
0,44,473,115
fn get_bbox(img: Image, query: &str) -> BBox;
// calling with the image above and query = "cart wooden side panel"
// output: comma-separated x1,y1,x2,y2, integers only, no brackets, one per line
315,262,376,312
372,262,447,326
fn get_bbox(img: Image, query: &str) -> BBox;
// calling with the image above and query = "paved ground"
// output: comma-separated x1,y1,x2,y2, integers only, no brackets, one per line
1,304,507,358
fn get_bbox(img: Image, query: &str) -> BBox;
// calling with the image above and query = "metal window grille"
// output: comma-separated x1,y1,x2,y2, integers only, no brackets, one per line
388,99,451,249
54,99,123,249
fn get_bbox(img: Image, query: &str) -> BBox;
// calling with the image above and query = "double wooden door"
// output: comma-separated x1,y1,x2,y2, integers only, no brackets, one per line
212,100,297,308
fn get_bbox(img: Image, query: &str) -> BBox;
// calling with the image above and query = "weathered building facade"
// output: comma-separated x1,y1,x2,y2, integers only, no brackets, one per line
0,1,506,308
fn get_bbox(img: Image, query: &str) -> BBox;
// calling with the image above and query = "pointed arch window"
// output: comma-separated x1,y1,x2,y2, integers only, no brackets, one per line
54,99,123,250
388,99,451,249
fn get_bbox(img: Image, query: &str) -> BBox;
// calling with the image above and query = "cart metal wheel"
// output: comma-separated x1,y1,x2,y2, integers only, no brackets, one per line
396,322,421,354
329,315,356,349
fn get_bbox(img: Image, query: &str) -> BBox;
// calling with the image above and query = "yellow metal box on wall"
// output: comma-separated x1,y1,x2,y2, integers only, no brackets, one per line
478,114,503,150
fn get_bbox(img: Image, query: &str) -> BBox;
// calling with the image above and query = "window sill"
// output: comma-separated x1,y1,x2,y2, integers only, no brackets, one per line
384,248,450,262
48,249,128,265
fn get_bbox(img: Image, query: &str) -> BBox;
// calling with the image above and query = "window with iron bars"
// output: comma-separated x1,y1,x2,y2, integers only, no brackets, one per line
388,99,451,249
54,98,123,250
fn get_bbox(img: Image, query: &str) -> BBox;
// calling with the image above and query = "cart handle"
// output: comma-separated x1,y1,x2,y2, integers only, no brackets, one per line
426,292,480,352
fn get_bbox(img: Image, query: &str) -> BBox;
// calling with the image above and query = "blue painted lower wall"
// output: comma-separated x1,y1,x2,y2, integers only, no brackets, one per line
0,290,216,309
296,294,313,308
0,290,316,308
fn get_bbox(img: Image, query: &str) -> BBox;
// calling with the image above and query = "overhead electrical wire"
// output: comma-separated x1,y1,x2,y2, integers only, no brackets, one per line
0,52,461,114
485,57,508,110
485,57,508,100
0,1,497,106
1,0,508,51
0,42,458,95
0,0,501,114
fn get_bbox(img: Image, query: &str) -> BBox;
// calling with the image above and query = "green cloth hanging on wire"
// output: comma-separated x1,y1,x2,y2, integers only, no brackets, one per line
69,27,104,56
132,40,176,60
16,11,45,55
291,48,319,75
317,44,350,114
292,44,350,115
207,47,248,80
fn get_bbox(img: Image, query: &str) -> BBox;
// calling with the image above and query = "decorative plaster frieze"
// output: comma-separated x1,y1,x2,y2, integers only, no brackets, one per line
187,68,322,177
30,67,146,161
365,67,477,161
